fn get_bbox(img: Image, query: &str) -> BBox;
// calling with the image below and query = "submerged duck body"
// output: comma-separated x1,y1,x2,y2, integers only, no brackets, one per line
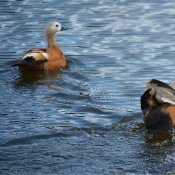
17,21,66,71
141,79,175,131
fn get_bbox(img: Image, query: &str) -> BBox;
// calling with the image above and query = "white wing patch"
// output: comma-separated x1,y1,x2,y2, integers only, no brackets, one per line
22,53,37,60
22,52,48,60
41,53,48,59
148,85,175,105
160,97,175,105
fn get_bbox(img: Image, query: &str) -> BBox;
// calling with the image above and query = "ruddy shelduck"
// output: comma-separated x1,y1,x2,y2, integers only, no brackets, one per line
141,79,175,132
17,21,67,71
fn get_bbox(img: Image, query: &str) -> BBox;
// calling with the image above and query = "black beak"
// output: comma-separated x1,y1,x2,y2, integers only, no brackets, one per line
61,26,68,31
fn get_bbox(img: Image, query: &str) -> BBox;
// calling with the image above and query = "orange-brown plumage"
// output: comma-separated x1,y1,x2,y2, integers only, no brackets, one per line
167,105,175,125
17,21,67,71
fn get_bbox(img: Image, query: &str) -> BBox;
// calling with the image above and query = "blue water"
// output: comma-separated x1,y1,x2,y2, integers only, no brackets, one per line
0,0,175,174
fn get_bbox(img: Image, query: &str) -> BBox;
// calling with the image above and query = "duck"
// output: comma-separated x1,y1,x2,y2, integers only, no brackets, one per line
16,21,67,71
141,79,175,132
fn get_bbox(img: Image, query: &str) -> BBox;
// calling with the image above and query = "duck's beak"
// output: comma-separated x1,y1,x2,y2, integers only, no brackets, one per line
61,26,68,31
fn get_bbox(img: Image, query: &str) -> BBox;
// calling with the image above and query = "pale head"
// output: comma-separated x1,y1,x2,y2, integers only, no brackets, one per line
45,21,62,36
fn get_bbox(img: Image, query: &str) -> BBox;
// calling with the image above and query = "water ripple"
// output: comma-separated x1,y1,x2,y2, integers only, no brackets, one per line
1,0,175,174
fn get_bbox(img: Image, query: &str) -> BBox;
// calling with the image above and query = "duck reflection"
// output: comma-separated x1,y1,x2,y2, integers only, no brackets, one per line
14,68,60,86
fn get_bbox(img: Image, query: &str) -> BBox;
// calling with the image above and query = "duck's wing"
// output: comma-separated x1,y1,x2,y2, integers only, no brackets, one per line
21,48,48,66
13,48,48,68
146,79,175,105
170,82,175,89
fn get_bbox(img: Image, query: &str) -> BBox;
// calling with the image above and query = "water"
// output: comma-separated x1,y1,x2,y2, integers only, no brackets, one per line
0,0,175,174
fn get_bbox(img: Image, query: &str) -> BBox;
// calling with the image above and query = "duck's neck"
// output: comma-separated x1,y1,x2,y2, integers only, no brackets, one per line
46,34,57,48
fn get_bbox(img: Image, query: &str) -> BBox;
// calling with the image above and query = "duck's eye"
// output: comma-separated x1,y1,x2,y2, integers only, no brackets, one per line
56,24,59,27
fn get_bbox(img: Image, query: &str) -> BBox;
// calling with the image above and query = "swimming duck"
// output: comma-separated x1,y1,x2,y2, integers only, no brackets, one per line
141,79,175,131
17,21,67,71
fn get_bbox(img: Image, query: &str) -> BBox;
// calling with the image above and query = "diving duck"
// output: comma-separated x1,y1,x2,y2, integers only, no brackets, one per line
141,79,175,131
17,21,67,71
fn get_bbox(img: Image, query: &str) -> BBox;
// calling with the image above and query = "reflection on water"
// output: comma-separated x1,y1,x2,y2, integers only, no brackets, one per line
14,68,60,85
0,0,175,174
14,69,46,85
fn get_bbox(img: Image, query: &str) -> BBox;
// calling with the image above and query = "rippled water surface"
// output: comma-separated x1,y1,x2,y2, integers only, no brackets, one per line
0,0,175,174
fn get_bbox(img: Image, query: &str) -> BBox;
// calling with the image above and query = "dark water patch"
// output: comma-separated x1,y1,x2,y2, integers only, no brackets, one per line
51,91,91,102
71,105,113,115
1,115,174,174
0,132,69,147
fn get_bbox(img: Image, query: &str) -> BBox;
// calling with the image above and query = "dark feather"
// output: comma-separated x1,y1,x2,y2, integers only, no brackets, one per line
144,104,172,132
13,56,47,67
